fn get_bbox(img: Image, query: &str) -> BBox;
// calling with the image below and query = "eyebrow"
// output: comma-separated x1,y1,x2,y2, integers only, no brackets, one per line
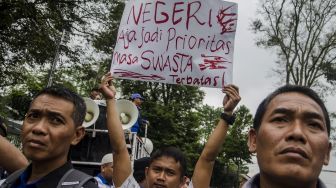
270,108,293,116
271,107,324,121
151,165,176,172
28,109,66,120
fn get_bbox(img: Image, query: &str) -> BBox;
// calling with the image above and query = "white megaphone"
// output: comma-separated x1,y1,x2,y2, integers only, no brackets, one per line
116,99,139,130
83,97,100,128
141,137,154,154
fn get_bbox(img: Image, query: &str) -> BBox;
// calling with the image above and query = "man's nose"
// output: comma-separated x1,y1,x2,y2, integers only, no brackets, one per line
31,118,48,136
285,120,307,144
157,171,166,181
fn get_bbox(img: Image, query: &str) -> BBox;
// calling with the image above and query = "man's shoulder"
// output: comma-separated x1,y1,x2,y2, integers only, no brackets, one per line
0,166,98,188
318,178,328,188
120,174,140,188
0,168,25,188
242,174,259,188
59,168,98,188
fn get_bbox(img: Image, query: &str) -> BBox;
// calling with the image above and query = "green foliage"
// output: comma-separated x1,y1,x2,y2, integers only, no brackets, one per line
0,0,123,116
1,1,257,185
203,105,253,187
118,80,205,175
222,105,252,164
197,105,222,144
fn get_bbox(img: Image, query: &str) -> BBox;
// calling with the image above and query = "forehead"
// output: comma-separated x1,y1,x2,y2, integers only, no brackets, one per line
150,156,182,172
265,92,324,118
30,94,74,115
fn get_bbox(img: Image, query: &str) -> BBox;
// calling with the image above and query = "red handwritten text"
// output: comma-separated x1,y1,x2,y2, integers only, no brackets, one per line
199,54,230,71
217,5,237,34
127,1,212,30
141,50,193,73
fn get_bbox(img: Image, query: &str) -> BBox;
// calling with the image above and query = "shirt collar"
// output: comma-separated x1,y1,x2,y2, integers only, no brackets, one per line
243,173,327,188
97,173,112,186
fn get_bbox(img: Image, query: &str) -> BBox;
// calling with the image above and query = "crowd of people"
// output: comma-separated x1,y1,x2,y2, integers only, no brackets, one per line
0,72,332,188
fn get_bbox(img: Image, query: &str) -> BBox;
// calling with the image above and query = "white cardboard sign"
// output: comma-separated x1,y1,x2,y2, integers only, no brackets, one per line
111,0,238,88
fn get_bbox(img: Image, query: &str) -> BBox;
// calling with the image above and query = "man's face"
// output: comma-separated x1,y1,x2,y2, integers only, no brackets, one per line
21,94,84,165
248,92,331,184
145,156,184,188
90,91,101,100
134,98,143,107
102,162,113,183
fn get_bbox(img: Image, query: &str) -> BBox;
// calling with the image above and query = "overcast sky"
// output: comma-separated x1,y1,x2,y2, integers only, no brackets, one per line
201,0,336,171
202,0,336,116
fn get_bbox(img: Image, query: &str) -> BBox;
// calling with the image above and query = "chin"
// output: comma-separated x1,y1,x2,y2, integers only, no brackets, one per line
271,166,315,183
23,151,45,162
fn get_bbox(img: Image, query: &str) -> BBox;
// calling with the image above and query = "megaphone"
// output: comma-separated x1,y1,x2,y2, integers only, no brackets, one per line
83,97,100,128
116,99,139,130
141,137,154,154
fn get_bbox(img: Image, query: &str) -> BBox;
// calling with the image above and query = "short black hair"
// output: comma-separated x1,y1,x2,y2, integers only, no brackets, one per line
31,86,86,127
90,88,100,93
133,157,150,183
253,85,330,136
149,146,187,179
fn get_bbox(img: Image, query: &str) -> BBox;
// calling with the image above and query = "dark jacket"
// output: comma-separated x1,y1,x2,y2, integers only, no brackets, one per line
0,161,97,188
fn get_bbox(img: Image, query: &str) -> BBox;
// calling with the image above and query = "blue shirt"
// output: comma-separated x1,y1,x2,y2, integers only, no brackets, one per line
94,174,114,188
131,107,142,133
15,168,39,188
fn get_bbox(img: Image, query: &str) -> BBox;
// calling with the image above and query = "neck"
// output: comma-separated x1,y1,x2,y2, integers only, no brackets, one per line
259,173,318,188
29,157,67,183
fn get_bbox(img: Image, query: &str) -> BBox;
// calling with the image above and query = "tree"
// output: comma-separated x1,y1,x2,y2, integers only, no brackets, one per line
197,105,223,144
117,80,205,175
221,105,253,187
0,1,125,118
252,0,336,94
0,0,118,89
197,105,253,187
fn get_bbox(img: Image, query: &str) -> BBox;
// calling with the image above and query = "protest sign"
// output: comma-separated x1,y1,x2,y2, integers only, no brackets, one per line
111,0,238,88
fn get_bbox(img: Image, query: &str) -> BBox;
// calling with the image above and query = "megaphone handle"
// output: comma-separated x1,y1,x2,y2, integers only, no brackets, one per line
92,123,96,138
144,123,148,140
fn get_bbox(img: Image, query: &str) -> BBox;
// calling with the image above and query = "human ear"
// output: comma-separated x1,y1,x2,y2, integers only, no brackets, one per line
145,166,149,177
323,142,332,165
248,129,257,153
180,176,187,186
71,126,85,145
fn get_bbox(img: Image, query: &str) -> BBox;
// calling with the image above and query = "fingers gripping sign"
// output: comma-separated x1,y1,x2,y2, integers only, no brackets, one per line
222,84,241,115
100,72,116,100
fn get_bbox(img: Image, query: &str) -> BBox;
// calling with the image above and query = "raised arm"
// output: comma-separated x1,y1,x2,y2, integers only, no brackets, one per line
100,73,132,186
0,135,28,173
191,85,240,188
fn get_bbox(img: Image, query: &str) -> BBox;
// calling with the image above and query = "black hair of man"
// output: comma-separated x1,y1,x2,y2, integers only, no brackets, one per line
91,88,100,93
32,86,86,127
133,157,150,183
253,85,330,136
149,146,187,179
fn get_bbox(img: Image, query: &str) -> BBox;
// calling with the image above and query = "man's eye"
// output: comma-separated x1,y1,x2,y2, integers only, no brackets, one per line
271,117,288,123
50,117,64,125
152,168,161,173
26,113,39,120
166,171,175,176
307,122,323,130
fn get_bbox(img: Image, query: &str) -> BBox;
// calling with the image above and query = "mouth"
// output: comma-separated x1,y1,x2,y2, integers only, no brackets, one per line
279,147,308,159
25,138,46,148
153,183,167,188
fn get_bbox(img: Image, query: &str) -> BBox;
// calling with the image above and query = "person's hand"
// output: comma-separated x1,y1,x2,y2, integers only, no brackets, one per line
99,72,116,100
222,84,241,115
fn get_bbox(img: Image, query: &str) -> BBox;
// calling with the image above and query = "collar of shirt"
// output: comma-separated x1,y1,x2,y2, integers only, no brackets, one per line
16,161,73,188
243,173,327,188
96,173,112,186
